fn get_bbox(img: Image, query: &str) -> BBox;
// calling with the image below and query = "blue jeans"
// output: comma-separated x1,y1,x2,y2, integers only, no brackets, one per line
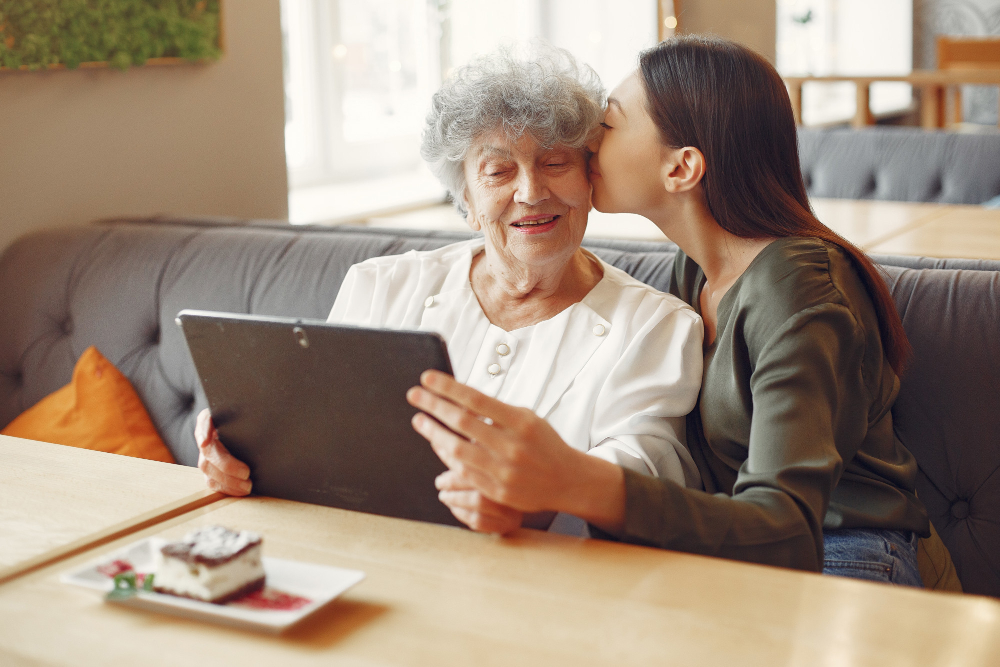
822,528,923,587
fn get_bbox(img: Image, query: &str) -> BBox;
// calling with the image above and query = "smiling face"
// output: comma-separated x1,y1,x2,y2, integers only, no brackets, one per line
589,72,669,217
463,132,591,274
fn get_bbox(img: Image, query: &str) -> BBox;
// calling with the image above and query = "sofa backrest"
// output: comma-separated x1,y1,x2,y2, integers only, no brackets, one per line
0,221,470,468
1,219,997,596
878,261,1000,597
798,127,1000,205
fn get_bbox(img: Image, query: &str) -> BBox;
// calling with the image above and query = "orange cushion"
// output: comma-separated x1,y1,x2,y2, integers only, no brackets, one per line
1,346,175,463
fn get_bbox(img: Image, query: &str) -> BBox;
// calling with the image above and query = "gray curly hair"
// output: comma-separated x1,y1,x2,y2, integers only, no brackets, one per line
420,43,606,216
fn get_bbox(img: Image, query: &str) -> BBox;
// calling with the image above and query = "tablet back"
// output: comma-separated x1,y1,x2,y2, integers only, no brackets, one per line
177,310,462,528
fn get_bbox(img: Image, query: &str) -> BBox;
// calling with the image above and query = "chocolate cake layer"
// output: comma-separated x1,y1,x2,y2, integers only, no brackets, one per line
160,526,262,567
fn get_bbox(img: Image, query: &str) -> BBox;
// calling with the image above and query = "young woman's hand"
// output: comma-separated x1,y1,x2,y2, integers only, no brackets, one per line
407,370,626,534
194,408,252,496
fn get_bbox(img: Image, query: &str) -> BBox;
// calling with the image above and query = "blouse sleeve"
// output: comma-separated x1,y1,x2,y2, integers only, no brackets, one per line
327,263,377,325
610,303,869,571
587,301,705,489
326,252,430,328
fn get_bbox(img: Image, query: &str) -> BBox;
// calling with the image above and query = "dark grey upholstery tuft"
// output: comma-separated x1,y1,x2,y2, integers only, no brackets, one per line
798,127,1000,204
1,219,998,597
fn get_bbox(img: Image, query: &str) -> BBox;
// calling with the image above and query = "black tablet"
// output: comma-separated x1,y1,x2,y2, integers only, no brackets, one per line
176,309,462,528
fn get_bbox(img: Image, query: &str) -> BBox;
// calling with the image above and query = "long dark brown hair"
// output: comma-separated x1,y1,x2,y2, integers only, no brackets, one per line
639,36,910,373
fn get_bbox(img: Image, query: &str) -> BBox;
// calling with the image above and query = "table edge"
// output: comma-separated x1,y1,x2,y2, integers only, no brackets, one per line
0,489,226,586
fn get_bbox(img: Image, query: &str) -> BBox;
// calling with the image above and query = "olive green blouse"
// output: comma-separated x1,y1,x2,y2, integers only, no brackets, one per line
612,237,929,571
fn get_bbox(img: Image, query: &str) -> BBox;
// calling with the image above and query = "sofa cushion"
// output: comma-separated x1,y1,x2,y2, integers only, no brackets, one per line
1,346,174,463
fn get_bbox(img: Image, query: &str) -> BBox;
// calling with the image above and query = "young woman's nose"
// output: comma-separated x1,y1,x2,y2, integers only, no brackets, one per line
513,168,550,206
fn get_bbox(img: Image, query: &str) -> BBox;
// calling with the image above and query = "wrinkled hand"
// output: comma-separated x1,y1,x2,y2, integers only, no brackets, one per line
407,370,585,532
195,408,252,496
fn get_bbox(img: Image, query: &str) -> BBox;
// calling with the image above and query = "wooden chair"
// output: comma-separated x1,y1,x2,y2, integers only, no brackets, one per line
936,36,1000,126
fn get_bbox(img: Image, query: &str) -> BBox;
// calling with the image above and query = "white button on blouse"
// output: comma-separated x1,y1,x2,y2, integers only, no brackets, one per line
496,343,510,356
487,363,501,376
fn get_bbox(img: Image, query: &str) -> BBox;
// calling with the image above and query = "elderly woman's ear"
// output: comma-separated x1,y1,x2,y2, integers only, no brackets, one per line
462,191,481,231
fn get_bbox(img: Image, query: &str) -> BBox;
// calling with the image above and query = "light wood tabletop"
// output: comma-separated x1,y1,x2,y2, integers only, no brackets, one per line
868,206,1000,260
2,495,998,666
809,198,955,249
0,436,222,584
361,199,1000,260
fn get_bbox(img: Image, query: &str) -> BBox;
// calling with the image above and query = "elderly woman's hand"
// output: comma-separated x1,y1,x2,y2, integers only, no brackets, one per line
434,469,525,534
194,408,252,496
407,370,626,534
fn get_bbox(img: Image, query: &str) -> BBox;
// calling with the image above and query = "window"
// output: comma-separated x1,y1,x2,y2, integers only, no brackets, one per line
282,0,443,188
281,0,658,223
776,0,913,126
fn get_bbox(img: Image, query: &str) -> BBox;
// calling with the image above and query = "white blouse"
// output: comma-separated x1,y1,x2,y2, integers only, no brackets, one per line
328,239,704,488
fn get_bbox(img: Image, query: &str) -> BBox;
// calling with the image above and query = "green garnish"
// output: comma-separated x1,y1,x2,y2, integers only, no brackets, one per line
105,572,155,601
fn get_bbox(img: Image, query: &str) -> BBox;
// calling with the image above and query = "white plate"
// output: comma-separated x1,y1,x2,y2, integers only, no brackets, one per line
60,537,366,633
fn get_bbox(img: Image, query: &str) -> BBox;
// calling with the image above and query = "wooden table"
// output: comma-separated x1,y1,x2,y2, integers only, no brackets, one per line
1,496,999,666
0,436,221,584
784,69,1000,129
2,442,1000,665
364,199,1000,260
810,198,954,250
867,206,1000,259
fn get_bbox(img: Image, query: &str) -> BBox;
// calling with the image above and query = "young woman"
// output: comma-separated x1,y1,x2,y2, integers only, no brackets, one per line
407,36,931,585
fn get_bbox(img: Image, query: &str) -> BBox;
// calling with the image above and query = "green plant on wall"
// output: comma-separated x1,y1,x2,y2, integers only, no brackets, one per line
0,0,222,71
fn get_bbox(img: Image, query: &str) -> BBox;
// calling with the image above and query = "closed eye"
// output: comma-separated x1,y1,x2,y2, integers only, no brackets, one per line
600,122,612,129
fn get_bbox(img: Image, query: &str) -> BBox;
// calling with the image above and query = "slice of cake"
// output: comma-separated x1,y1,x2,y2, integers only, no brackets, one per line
153,526,265,604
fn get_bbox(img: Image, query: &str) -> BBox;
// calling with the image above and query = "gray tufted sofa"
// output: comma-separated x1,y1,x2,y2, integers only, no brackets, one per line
1,218,998,597
798,127,1000,204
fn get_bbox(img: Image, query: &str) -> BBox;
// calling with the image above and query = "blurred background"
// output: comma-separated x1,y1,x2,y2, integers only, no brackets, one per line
282,0,662,223
1,0,998,250
283,0,1000,224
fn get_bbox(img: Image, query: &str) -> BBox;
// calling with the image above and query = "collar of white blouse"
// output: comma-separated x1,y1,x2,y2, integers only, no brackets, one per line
420,241,613,417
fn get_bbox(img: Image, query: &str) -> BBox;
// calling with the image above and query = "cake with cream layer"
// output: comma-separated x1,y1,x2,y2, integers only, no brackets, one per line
153,526,265,604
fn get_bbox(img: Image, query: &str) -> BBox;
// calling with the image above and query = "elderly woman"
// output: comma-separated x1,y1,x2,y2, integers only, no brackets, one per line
196,46,703,532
